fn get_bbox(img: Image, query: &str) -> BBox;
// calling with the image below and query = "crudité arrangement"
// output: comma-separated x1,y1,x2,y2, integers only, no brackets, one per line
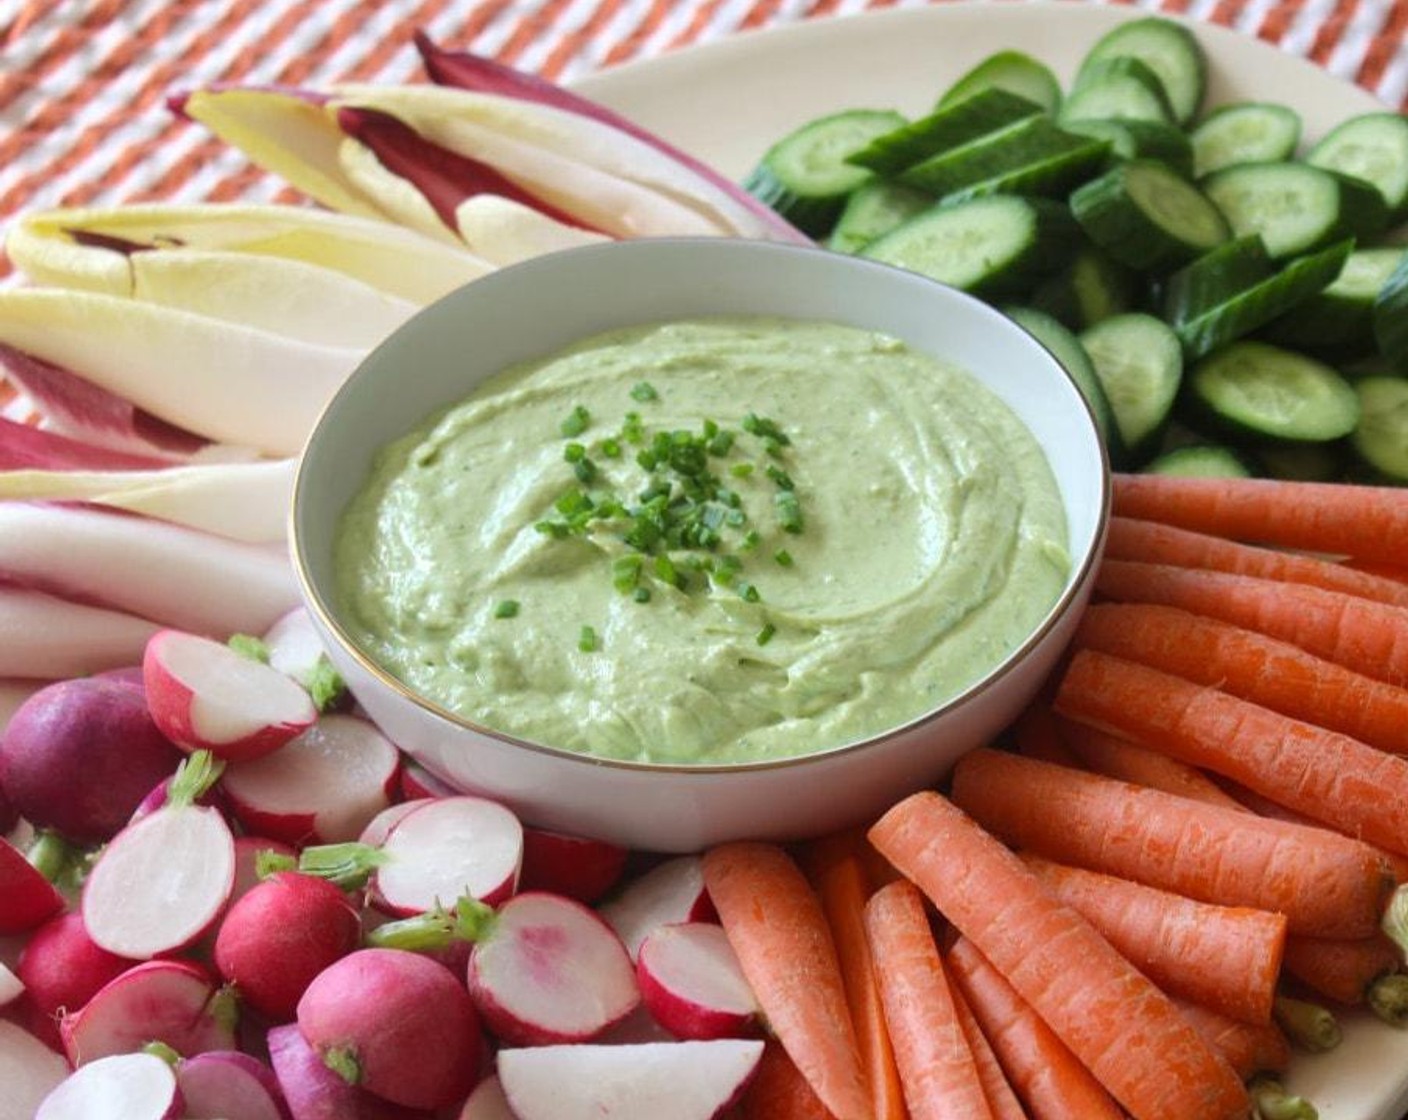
4,11,1408,1120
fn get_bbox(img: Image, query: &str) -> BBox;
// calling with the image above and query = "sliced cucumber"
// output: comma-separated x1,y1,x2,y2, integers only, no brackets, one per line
938,50,1063,114
1190,102,1302,179
898,115,1109,200
1030,245,1142,330
845,89,1043,177
827,181,933,255
1374,245,1408,367
1062,57,1176,126
1071,159,1230,272
1079,312,1184,459
1307,112,1408,220
1351,376,1408,482
860,194,1078,298
1260,247,1405,357
1075,15,1208,125
1004,305,1121,455
742,109,907,236
1189,340,1359,442
1146,443,1254,478
1064,118,1195,178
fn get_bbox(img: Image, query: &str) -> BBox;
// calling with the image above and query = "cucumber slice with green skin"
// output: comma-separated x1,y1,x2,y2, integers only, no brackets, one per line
1307,112,1408,220
1061,57,1176,126
1202,162,1389,260
827,181,933,255
1260,247,1405,358
860,194,1079,298
898,116,1109,199
845,89,1044,177
1351,376,1408,482
1064,118,1195,178
1373,249,1408,366
1079,312,1184,459
742,109,907,236
1075,16,1208,125
1030,244,1143,331
1004,305,1122,457
938,50,1063,114
1188,340,1360,443
1191,102,1302,179
1146,443,1254,478
1071,159,1230,272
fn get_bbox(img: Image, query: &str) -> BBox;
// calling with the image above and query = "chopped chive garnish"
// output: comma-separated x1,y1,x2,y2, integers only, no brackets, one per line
729,462,754,478
494,599,520,619
774,549,794,567
621,412,645,444
578,625,598,652
708,430,735,457
600,438,622,459
612,555,643,594
776,491,804,535
573,459,597,484
563,442,586,463
560,405,590,438
534,519,568,539
764,437,785,459
742,413,790,446
633,586,652,603
756,622,776,646
739,529,761,552
630,381,658,402
737,581,761,604
766,464,795,490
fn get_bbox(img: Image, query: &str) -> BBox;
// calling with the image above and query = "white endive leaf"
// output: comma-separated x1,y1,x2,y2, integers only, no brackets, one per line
454,195,610,265
0,290,363,457
0,587,159,680
337,137,462,244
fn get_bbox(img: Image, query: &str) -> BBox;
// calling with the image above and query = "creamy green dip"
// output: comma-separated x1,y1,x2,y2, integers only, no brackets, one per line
335,317,1069,765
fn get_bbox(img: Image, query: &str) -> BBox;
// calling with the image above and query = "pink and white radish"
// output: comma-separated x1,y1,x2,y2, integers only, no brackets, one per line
399,761,457,801
213,871,361,1022
296,947,481,1110
17,911,135,1049
0,1018,71,1120
261,608,345,711
220,714,399,845
265,1022,430,1120
520,826,628,904
357,799,432,849
175,1050,291,1120
598,855,715,960
371,795,522,915
82,751,236,958
0,676,182,843
636,922,758,1040
0,837,64,935
458,1074,513,1120
35,1051,183,1120
496,1039,765,1120
143,630,317,762
59,958,237,1066
230,835,297,904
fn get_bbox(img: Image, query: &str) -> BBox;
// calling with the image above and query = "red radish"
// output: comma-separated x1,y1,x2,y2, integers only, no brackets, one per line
36,1050,182,1120
231,835,297,905
262,609,345,711
358,799,432,849
265,1022,430,1120
0,677,183,843
399,761,457,800
214,871,361,1022
0,1018,70,1118
60,958,237,1066
372,796,522,915
520,827,628,904
92,665,146,692
143,630,317,762
0,779,15,836
458,1074,513,1119
637,922,758,1040
17,911,135,1049
221,714,399,845
0,837,64,935
296,947,481,1110
599,855,715,959
176,1050,292,1120
82,751,236,958
497,1039,765,1120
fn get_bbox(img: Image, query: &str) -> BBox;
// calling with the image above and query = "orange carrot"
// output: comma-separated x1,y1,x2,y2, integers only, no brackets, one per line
1055,649,1408,857
1096,559,1408,688
703,842,870,1120
1280,933,1401,1006
870,791,1248,1120
734,1040,836,1120
1057,718,1247,811
949,747,1391,939
1021,854,1285,1025
1074,601,1408,755
1110,472,1408,564
862,881,992,1120
1105,515,1408,608
1011,702,1081,767
1171,997,1292,1080
945,936,1125,1120
1344,558,1408,583
949,971,1029,1120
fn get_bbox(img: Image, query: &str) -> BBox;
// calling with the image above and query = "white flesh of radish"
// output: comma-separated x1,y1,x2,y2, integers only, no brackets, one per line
82,805,235,958
497,1039,764,1120
0,960,22,1006
0,1019,69,1120
458,1074,514,1120
36,1052,181,1120
375,795,522,913
638,922,757,1039
261,607,327,682
176,1051,286,1120
357,798,432,848
599,856,711,960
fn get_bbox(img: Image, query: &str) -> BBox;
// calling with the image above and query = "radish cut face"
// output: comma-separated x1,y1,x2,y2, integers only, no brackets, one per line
374,796,522,914
497,1039,764,1120
176,1051,290,1120
599,855,713,960
36,1051,182,1120
0,837,65,934
458,1074,514,1119
0,1019,70,1119
637,922,758,1040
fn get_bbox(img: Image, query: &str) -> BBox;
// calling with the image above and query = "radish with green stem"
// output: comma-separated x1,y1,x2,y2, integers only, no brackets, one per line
0,1018,70,1119
35,1051,183,1120
636,922,758,1040
357,799,432,848
230,835,296,903
175,1050,292,1120
599,855,714,960
520,826,628,904
265,1022,431,1120
17,911,135,1049
261,609,345,711
370,795,522,914
0,837,64,935
81,750,235,958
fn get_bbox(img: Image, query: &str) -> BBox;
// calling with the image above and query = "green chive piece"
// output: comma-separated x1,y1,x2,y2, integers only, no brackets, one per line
766,464,795,490
612,555,643,594
573,459,597,484
729,462,754,478
756,622,777,646
560,405,590,438
739,530,761,552
578,625,598,652
600,438,622,459
774,549,794,567
742,413,790,446
633,586,652,603
630,381,658,402
776,491,803,535
563,442,586,463
494,599,520,619
737,581,761,604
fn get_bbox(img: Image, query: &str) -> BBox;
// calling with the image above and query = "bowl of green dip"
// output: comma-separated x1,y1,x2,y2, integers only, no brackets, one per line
293,238,1108,851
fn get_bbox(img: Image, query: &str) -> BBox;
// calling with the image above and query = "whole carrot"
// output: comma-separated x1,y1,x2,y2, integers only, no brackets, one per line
734,1040,836,1120
863,881,993,1120
870,791,1249,1120
949,748,1391,939
1280,933,1401,1007
1057,718,1246,810
1074,601,1408,755
702,842,870,1120
1110,473,1408,564
949,971,1028,1120
1171,997,1292,1080
1055,649,1408,857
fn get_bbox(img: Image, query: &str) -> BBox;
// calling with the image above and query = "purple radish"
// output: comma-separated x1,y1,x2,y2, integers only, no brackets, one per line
59,958,237,1066
265,1023,431,1120
262,608,345,711
496,1039,765,1120
0,779,15,836
82,751,236,958
520,827,628,904
598,855,715,960
0,837,64,935
636,922,758,1040
0,1018,70,1118
35,1051,183,1120
176,1050,292,1120
91,665,147,692
0,677,183,843
17,911,136,1049
221,714,399,845
213,871,361,1022
458,1074,513,1119
143,630,317,762
296,947,481,1111
372,795,522,915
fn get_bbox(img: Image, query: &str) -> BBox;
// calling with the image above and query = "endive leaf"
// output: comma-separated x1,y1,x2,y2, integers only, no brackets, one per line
0,416,172,470
336,135,463,244
453,195,609,266
0,586,159,680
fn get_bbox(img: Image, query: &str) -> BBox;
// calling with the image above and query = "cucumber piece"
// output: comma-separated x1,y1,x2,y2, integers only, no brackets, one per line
1071,159,1230,272
1079,312,1184,459
1075,15,1208,125
898,116,1109,200
1202,161,1389,259
742,109,907,236
1373,248,1408,366
1260,247,1405,358
1188,340,1359,442
1064,118,1194,178
1190,102,1302,179
846,89,1044,177
1146,443,1254,478
1307,112,1408,220
1030,245,1143,330
1004,305,1121,455
1061,57,1176,126
827,181,933,255
860,194,1079,298
1351,376,1408,482
938,50,1063,114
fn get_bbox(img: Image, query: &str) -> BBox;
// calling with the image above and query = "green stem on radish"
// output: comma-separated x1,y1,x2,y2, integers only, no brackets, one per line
227,633,271,664
143,1041,183,1069
168,749,226,809
209,984,242,1035
1381,884,1408,958
1250,1075,1319,1120
1367,972,1408,1026
26,829,78,884
295,842,388,891
323,1045,363,1087
1274,995,1342,1053
256,849,299,879
302,655,346,711
366,894,497,952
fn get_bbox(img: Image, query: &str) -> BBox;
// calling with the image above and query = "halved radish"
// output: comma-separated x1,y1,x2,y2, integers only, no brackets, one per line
636,922,758,1040
599,856,714,960
144,630,317,762
357,799,432,849
265,1022,427,1120
17,911,136,1050
497,1039,764,1120
0,1018,71,1120
36,1051,182,1120
458,1074,513,1119
262,609,345,712
372,796,522,915
520,827,628,904
0,837,64,935
220,714,399,845
399,761,457,800
230,835,297,905
175,1050,291,1120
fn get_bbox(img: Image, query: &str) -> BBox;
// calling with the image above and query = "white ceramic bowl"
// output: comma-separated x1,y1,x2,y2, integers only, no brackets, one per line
293,238,1108,852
